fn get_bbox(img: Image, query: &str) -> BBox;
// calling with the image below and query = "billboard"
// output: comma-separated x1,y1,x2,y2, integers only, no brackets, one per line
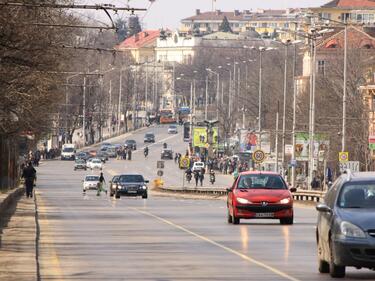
239,130,271,153
295,132,329,161
192,127,218,148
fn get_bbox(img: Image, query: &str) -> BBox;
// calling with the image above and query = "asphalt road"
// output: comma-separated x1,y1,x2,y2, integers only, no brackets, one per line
35,125,375,281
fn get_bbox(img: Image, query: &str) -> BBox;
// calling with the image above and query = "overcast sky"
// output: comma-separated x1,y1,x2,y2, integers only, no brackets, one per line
79,0,329,29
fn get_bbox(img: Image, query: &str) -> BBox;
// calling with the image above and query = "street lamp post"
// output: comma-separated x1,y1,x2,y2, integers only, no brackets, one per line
206,68,220,120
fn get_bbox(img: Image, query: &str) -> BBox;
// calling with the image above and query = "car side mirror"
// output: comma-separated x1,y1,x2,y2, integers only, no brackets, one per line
226,188,233,193
328,181,333,188
289,187,297,193
145,180,149,183
316,203,332,213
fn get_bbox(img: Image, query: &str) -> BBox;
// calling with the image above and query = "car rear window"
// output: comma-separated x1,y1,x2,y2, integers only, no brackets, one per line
237,174,287,190
85,176,99,181
119,175,144,183
338,183,375,208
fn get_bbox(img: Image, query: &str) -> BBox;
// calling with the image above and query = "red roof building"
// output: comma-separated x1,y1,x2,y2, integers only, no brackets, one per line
116,30,160,63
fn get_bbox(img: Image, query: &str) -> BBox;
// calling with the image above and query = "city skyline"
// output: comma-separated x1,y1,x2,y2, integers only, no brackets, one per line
80,0,328,29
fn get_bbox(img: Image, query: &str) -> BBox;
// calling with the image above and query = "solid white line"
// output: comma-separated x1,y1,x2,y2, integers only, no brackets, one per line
131,207,301,281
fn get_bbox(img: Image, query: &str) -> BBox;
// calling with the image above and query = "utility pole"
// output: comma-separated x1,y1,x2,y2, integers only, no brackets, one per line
275,101,280,173
342,24,348,152
281,44,289,177
291,42,298,188
117,69,122,134
109,79,112,137
190,81,193,140
258,50,263,149
216,73,220,120
205,75,209,120
145,63,148,112
82,76,86,146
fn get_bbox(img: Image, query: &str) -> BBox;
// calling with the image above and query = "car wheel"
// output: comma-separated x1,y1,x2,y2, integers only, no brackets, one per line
319,259,330,274
227,209,233,224
142,193,148,199
232,214,240,224
329,238,346,278
280,217,294,225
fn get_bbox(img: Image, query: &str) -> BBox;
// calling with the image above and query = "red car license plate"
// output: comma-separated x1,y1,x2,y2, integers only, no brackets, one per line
255,213,274,218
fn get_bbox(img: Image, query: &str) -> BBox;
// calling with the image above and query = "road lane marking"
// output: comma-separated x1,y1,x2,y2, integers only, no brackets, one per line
36,192,65,280
131,207,301,281
136,133,181,153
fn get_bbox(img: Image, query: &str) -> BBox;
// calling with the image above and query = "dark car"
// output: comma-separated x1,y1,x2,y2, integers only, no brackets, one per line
144,133,155,143
114,174,149,199
74,159,87,171
124,139,137,150
109,175,120,197
161,149,173,160
227,171,295,225
75,152,90,161
96,151,109,162
316,171,375,278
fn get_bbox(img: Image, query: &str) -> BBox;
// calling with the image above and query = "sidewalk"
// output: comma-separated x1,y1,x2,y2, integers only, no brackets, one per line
0,196,37,281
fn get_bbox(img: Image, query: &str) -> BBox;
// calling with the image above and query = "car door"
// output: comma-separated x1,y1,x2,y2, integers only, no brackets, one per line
319,177,342,259
227,176,240,215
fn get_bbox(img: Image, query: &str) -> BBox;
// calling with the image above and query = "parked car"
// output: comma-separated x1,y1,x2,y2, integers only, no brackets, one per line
74,159,87,171
124,139,137,150
105,146,117,158
114,174,149,199
87,158,103,170
75,152,90,161
144,133,155,143
96,151,109,162
192,161,205,172
161,148,173,160
101,142,112,147
227,171,295,225
168,125,178,134
316,171,375,278
109,175,120,197
82,175,100,192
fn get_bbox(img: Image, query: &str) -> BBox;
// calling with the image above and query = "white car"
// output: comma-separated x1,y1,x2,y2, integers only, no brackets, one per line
82,175,100,191
192,161,205,172
87,158,103,170
168,125,178,134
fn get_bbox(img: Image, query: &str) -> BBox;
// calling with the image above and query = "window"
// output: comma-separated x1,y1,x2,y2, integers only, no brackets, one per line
251,22,258,27
261,22,268,27
284,23,290,28
237,174,287,190
317,60,326,76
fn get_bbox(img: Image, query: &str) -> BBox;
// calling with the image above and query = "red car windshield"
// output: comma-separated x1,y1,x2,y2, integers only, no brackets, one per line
237,174,287,190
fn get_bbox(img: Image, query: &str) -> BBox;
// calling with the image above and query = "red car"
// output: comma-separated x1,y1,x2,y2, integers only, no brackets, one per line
227,171,296,225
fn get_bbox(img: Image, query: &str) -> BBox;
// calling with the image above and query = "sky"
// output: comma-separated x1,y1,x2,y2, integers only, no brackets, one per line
79,0,329,29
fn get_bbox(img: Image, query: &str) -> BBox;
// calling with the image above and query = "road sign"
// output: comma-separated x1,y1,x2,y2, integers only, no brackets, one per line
157,161,165,169
339,152,349,163
253,149,266,163
339,161,359,173
157,170,164,177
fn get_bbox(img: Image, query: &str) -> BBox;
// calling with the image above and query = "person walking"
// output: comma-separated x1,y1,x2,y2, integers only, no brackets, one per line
97,172,107,196
194,170,199,187
127,148,132,160
199,168,205,186
22,162,36,198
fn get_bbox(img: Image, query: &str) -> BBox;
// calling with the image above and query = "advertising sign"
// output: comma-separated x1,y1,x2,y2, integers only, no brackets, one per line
192,127,218,148
295,132,329,161
238,130,271,153
339,161,359,173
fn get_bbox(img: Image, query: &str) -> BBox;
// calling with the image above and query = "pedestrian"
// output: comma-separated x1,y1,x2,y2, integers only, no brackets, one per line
199,168,205,186
174,153,178,163
22,162,36,198
127,148,132,160
194,170,199,187
97,172,107,196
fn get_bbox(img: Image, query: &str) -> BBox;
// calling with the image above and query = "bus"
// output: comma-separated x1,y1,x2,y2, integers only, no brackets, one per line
183,122,190,142
177,107,190,124
159,109,176,124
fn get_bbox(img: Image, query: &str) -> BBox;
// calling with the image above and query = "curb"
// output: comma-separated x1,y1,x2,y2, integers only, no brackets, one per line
0,187,24,216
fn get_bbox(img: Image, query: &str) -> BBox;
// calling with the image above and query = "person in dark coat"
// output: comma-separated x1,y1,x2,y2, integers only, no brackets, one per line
22,162,36,198
199,168,205,186
127,148,132,160
194,170,199,187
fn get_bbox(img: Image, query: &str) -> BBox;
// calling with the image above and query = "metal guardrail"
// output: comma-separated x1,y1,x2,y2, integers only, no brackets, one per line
160,186,326,202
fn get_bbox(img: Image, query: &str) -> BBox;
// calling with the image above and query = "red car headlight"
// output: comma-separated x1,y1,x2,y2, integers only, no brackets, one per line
279,197,291,204
236,197,252,204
